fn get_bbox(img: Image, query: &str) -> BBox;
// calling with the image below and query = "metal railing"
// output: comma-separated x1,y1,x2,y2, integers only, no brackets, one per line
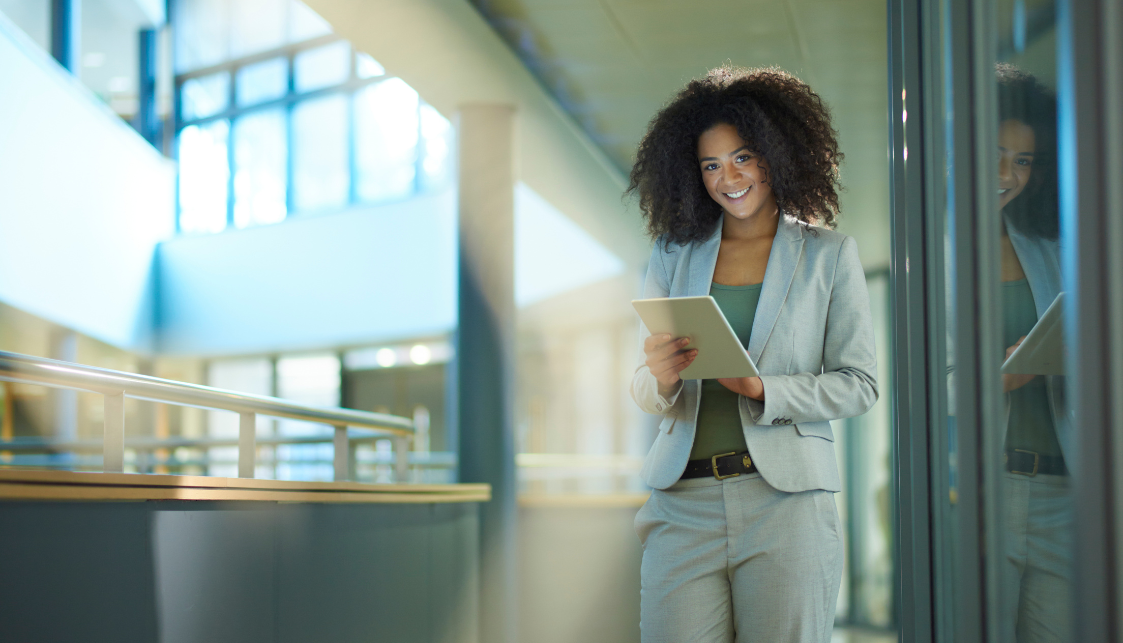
0,350,414,481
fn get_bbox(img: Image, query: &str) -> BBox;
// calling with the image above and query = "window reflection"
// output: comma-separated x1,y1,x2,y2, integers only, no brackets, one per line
355,78,420,202
292,94,350,212
420,104,453,192
993,63,1071,643
178,120,230,234
232,110,287,228
236,57,288,106
356,52,385,79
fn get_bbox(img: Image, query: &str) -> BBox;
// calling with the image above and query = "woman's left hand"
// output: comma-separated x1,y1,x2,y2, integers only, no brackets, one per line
717,375,765,400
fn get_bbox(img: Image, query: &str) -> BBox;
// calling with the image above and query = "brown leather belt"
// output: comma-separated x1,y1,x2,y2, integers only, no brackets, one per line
681,451,757,480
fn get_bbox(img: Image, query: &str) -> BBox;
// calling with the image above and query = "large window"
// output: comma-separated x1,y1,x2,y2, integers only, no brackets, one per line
173,0,452,234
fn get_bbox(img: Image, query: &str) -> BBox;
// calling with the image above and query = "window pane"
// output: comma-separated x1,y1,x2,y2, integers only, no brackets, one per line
355,78,419,203
174,0,231,73
178,121,230,234
80,0,145,120
181,72,230,121
292,94,349,212
0,0,51,53
420,103,453,192
232,109,287,229
229,0,286,59
287,0,332,42
236,57,288,106
356,52,384,79
294,41,351,92
276,354,340,482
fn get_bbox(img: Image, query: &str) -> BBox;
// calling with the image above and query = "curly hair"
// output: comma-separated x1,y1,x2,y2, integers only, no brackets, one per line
996,63,1059,240
627,65,843,246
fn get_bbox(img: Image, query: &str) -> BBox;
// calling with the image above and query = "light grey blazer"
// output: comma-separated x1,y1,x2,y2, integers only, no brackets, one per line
631,215,879,492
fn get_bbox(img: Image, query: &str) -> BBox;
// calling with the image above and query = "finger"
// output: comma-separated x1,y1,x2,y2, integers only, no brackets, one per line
645,338,690,367
651,349,697,378
643,334,672,351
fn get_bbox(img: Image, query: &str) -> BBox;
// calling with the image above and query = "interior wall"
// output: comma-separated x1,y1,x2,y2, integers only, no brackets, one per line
0,13,176,352
157,192,458,356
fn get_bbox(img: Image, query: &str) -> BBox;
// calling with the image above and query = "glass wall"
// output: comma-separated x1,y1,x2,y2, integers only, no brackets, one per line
173,0,453,234
892,0,1123,640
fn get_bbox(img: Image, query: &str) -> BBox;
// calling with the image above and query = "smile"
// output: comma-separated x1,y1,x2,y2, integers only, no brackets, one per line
725,187,750,199
998,188,1010,195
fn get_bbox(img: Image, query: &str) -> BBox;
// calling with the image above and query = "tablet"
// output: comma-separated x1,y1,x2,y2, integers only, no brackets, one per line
1001,291,1065,376
632,296,759,380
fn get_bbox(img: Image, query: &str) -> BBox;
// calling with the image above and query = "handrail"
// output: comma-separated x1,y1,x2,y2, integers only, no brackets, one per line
0,350,414,481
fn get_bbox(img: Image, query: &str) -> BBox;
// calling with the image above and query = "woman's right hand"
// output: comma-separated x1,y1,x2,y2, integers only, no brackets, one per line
644,334,698,400
1002,335,1036,392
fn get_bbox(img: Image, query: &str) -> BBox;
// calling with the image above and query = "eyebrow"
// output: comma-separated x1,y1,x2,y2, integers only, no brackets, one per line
998,146,1035,156
699,146,752,163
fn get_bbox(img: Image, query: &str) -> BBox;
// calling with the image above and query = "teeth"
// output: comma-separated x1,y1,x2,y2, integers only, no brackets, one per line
998,189,1009,195
726,187,749,198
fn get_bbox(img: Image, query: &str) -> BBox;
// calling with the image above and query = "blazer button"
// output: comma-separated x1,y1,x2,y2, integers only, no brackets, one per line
771,418,780,425
656,403,664,412
785,418,793,425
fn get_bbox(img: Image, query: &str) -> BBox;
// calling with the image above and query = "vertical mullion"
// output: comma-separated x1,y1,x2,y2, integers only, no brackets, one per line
226,68,236,229
286,51,296,216
888,0,934,640
50,0,79,72
348,46,358,206
1058,0,1118,640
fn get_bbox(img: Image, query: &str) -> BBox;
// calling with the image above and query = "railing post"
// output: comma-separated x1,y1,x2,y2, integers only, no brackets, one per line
103,392,124,473
238,412,256,478
333,425,349,481
394,434,410,483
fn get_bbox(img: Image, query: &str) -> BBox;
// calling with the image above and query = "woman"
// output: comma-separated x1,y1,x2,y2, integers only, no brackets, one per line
992,63,1071,643
627,65,878,643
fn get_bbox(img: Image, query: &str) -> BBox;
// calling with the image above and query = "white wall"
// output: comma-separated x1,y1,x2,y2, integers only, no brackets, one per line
0,13,176,351
157,192,459,356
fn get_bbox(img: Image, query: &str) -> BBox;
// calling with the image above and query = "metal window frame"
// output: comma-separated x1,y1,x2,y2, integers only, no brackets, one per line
172,35,435,232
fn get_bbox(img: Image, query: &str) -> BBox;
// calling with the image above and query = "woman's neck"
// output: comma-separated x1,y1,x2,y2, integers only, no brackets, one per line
722,202,780,241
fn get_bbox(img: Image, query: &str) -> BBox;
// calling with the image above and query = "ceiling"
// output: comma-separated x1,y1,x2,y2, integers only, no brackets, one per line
470,0,891,267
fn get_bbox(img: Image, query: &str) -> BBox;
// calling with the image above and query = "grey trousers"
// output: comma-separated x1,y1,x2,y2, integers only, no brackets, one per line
1000,473,1072,643
634,472,843,643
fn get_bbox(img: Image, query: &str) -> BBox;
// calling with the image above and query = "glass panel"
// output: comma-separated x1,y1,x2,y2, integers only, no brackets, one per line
355,78,419,203
287,0,332,42
990,5,1069,640
229,0,286,59
419,103,453,192
174,0,231,73
206,359,273,478
294,40,351,92
275,354,340,482
80,0,145,120
177,120,230,234
180,72,230,121
236,57,288,106
232,109,287,229
0,0,51,51
292,94,349,212
356,52,385,79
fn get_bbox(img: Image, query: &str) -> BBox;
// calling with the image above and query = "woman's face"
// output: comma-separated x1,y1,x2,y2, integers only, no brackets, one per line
998,118,1036,211
697,123,777,221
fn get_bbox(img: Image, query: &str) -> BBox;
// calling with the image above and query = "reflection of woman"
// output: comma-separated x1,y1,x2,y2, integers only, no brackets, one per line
993,63,1072,643
627,66,878,643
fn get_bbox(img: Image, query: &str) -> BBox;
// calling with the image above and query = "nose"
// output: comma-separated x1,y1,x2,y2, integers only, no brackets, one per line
721,162,741,186
997,154,1013,185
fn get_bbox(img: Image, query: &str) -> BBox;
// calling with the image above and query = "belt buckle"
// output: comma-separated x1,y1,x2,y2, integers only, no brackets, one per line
1011,449,1040,476
712,451,740,480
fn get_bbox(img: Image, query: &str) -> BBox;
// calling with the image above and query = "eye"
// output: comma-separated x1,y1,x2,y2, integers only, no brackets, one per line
1016,158,1032,167
703,163,718,171
737,154,753,163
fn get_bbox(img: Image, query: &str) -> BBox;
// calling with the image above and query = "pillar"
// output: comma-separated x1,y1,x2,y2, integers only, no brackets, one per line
456,103,517,643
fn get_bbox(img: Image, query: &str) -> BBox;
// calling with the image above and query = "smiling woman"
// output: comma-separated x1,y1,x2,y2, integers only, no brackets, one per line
626,65,878,643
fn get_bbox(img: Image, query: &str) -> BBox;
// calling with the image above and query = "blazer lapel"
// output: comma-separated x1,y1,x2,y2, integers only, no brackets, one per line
685,217,724,296
747,216,804,363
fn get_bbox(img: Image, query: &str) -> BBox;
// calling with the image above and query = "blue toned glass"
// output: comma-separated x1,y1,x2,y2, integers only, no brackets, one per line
236,57,289,106
181,72,230,120
355,78,419,203
232,109,287,229
292,94,349,212
355,52,384,79
420,103,453,192
294,41,351,92
178,120,230,234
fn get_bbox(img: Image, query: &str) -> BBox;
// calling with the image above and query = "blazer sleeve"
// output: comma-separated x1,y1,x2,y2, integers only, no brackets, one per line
630,241,684,416
746,236,879,425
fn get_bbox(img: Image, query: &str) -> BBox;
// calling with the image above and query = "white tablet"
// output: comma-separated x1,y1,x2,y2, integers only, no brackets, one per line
1001,291,1065,376
632,296,759,380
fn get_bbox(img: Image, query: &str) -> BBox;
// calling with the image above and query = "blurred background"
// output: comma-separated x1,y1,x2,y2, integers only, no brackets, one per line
0,0,894,640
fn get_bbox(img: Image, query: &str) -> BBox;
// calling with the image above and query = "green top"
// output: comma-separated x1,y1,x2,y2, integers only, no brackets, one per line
689,282,763,461
1002,278,1064,458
